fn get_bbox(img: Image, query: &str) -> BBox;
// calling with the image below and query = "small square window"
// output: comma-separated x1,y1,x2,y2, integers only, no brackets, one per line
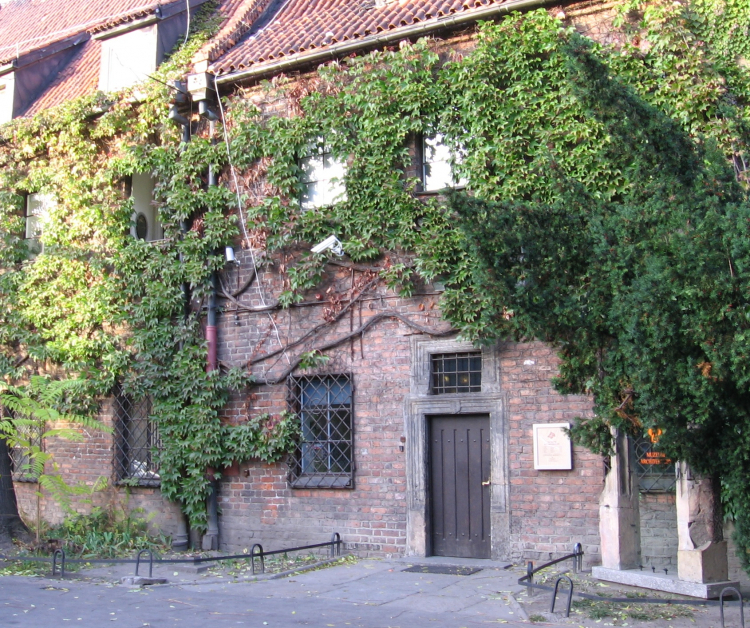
299,140,346,209
113,385,161,486
421,133,467,192
431,352,482,394
287,374,353,488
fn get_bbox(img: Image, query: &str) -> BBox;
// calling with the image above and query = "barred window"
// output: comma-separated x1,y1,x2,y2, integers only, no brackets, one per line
113,386,161,486
635,429,676,493
287,374,353,489
431,352,482,394
9,415,43,483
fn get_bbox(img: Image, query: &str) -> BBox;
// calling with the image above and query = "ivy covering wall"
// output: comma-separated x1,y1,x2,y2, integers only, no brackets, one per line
0,0,748,553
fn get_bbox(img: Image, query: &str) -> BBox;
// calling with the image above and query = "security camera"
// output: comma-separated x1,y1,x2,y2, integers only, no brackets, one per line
311,235,344,256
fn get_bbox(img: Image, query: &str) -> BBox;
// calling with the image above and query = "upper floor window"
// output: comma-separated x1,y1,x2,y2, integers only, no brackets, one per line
287,374,353,488
299,140,346,209
129,173,162,241
421,133,467,192
0,74,14,124
25,192,55,254
113,385,161,486
431,352,482,394
98,25,159,94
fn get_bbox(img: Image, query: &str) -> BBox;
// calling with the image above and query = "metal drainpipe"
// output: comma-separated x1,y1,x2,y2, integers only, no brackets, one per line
171,112,192,552
203,117,220,551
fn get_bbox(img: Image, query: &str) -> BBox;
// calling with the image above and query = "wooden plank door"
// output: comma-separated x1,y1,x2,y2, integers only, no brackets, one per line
429,415,491,558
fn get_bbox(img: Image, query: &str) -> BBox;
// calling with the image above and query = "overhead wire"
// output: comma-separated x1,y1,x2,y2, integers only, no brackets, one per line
214,75,290,365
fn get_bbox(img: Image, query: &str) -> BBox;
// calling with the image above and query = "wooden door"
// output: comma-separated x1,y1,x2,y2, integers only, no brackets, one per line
429,415,491,558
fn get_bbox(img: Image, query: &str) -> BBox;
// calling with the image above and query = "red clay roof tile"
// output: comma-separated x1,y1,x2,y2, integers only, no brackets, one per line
23,39,101,116
0,0,164,64
209,0,513,76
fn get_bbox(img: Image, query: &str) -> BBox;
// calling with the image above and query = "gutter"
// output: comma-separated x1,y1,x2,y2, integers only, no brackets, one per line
215,0,552,85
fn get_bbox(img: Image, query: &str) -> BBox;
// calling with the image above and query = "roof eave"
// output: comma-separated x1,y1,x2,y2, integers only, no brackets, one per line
214,0,553,86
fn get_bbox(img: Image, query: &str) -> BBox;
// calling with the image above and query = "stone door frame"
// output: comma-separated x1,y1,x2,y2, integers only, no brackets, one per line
404,336,510,559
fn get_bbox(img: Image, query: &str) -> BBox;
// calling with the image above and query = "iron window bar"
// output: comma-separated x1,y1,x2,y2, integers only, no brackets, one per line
430,352,482,394
113,385,161,487
287,374,353,488
8,413,44,482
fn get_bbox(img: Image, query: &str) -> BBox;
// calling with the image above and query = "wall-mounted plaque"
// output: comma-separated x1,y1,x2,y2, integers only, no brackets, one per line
533,422,572,470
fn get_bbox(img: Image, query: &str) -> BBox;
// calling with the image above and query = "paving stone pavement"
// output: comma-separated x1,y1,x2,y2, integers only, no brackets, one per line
0,557,531,628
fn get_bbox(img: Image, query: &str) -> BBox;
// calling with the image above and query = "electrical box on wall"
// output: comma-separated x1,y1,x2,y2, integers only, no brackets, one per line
130,173,162,241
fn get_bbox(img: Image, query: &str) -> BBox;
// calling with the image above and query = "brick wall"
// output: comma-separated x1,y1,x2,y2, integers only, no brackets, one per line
10,4,623,557
639,492,678,570
501,341,601,565
14,397,182,536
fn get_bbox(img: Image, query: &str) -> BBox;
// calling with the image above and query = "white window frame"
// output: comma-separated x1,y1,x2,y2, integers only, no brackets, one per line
299,139,346,209
421,133,467,192
129,173,163,242
25,192,55,253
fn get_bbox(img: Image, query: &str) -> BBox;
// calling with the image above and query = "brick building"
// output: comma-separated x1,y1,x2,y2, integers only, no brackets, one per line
5,0,746,584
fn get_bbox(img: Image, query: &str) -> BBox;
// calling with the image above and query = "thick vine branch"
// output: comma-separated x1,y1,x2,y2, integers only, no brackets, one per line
255,310,454,385
248,276,380,365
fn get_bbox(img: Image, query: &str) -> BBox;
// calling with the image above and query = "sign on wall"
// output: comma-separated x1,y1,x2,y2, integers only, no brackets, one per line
533,422,572,470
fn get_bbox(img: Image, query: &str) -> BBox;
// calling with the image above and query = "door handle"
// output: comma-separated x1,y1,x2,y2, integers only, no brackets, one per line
482,480,491,486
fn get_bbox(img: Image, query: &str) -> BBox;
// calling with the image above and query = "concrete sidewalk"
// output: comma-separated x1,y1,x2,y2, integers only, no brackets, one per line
0,556,531,627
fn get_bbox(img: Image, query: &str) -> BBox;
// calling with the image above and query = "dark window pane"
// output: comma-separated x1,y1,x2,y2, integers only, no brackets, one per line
113,385,161,486
288,374,353,488
431,352,482,394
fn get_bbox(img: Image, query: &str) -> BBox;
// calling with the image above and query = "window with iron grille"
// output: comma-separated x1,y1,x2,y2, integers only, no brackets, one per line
634,431,676,492
7,412,43,482
431,352,482,394
113,386,161,486
287,374,353,489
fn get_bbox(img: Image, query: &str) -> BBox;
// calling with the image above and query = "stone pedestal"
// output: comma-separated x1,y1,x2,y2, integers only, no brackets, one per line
675,463,727,584
678,541,729,583
599,429,641,570
676,462,729,583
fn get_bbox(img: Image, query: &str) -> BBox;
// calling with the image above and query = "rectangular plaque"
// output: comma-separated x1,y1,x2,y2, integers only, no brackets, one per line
533,422,572,470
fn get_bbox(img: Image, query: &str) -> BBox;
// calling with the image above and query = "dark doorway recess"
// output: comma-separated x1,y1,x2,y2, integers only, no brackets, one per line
429,415,491,559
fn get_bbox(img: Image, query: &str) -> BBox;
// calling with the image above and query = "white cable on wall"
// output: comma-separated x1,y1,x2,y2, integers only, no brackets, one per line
215,76,290,365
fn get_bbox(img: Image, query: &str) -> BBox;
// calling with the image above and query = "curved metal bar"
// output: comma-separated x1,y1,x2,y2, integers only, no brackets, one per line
330,532,341,558
135,549,154,578
550,575,574,618
250,543,264,575
720,586,745,628
52,549,65,577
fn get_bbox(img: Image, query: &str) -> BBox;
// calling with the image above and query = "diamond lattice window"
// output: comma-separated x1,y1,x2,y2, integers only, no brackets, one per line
113,385,161,486
8,412,43,482
287,374,353,489
431,352,482,394
634,430,676,492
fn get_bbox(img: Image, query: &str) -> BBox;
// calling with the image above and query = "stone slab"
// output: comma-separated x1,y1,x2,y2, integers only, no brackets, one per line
592,566,739,599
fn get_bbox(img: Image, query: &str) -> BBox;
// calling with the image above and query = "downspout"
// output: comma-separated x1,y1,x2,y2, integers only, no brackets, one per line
168,82,192,551
202,112,221,551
